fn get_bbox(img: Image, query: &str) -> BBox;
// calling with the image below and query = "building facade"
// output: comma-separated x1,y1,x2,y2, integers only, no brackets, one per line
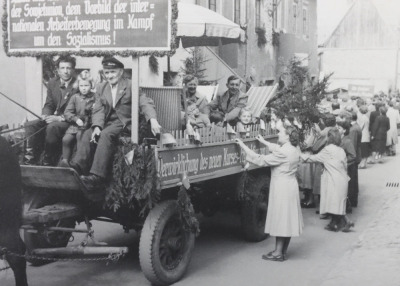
320,0,400,94
0,0,318,125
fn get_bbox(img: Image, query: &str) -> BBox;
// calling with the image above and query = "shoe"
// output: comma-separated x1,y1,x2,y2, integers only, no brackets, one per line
80,174,104,191
59,159,70,168
324,224,337,232
301,202,316,208
341,222,355,233
42,152,53,166
262,252,284,262
320,214,329,220
68,161,82,175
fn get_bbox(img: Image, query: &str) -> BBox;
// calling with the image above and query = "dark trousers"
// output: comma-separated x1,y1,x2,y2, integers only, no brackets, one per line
347,164,359,207
25,119,69,163
71,119,123,178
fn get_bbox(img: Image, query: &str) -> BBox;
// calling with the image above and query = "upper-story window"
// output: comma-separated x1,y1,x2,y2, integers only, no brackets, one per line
234,0,240,24
292,3,298,34
209,0,216,12
272,0,278,29
303,7,309,36
255,0,261,29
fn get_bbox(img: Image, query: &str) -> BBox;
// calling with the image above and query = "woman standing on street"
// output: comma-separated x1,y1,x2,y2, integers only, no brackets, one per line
371,106,390,163
357,105,370,168
235,126,303,262
301,128,353,232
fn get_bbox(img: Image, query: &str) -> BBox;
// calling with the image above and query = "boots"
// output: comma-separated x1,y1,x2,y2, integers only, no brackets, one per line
42,152,53,166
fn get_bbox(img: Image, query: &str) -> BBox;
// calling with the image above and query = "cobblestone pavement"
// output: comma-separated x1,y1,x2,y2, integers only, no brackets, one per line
321,150,400,286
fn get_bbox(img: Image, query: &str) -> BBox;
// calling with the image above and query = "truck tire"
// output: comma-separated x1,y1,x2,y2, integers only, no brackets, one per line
240,175,270,242
139,200,195,286
23,191,75,266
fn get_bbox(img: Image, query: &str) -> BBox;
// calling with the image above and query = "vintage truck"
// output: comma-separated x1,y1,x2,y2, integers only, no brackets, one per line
19,85,278,286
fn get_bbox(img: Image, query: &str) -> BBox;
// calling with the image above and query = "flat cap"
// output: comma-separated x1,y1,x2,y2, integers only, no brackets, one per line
102,57,124,69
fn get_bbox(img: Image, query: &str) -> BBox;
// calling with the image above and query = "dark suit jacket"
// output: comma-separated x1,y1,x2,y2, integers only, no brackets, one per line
92,78,157,130
208,90,248,122
369,110,379,132
42,77,78,116
371,115,390,141
349,123,362,164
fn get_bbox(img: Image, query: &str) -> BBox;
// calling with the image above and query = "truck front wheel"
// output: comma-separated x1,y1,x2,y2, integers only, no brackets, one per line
139,200,195,285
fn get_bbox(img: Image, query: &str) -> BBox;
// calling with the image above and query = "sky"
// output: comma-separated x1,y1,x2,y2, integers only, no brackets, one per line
318,0,400,44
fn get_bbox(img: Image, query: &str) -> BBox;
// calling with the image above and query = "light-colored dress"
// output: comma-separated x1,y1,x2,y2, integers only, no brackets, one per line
247,142,303,237
302,144,348,215
386,107,400,146
297,127,318,189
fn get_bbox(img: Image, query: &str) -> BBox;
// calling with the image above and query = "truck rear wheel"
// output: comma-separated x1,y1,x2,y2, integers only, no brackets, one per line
23,191,75,265
139,200,195,286
240,174,270,242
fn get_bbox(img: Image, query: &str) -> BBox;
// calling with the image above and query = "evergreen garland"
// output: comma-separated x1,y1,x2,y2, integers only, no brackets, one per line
105,138,161,215
2,1,179,58
177,187,200,236
148,55,159,75
269,57,331,144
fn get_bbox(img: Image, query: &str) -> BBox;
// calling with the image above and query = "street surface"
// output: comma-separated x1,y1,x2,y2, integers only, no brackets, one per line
2,144,400,286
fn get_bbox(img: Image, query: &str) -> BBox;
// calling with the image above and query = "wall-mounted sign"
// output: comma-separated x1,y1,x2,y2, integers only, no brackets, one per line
348,84,374,98
5,0,174,56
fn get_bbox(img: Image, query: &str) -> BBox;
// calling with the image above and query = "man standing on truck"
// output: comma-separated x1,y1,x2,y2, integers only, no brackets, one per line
70,57,161,190
24,55,78,166
208,75,248,126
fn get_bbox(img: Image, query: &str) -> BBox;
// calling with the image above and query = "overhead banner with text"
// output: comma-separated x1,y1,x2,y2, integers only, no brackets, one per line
5,0,174,55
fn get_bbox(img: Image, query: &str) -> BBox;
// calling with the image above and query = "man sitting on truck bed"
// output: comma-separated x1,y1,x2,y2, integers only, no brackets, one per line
69,57,162,190
24,55,78,166
208,75,248,126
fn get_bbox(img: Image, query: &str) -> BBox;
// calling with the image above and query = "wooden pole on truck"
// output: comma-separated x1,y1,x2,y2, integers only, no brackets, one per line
131,56,140,143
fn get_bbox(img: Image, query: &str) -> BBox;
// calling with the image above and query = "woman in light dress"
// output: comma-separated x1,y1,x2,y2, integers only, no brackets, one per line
301,128,354,232
357,105,370,168
235,126,303,262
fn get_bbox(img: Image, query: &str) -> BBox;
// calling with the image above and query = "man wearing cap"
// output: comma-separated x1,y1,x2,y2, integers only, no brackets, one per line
70,57,161,190
24,55,78,165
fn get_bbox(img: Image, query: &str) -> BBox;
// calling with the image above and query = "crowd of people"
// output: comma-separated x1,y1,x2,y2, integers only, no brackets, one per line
20,53,400,263
236,92,400,262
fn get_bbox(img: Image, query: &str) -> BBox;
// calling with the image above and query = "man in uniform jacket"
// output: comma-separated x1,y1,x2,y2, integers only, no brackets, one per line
208,75,248,125
24,55,78,165
71,57,161,190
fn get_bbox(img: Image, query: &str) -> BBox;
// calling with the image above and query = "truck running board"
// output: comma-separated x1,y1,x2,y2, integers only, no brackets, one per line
23,203,81,224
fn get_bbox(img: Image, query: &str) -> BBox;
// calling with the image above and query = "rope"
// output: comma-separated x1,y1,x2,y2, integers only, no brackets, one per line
0,125,25,135
11,125,47,148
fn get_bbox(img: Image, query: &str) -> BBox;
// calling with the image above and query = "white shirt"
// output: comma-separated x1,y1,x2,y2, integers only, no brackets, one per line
111,84,118,108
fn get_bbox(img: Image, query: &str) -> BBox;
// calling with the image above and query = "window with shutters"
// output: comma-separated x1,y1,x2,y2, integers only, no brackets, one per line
255,0,261,29
303,7,309,36
209,0,216,11
234,0,240,24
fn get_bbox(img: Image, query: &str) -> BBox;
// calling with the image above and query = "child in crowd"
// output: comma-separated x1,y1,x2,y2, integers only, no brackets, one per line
60,70,96,167
236,107,253,138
